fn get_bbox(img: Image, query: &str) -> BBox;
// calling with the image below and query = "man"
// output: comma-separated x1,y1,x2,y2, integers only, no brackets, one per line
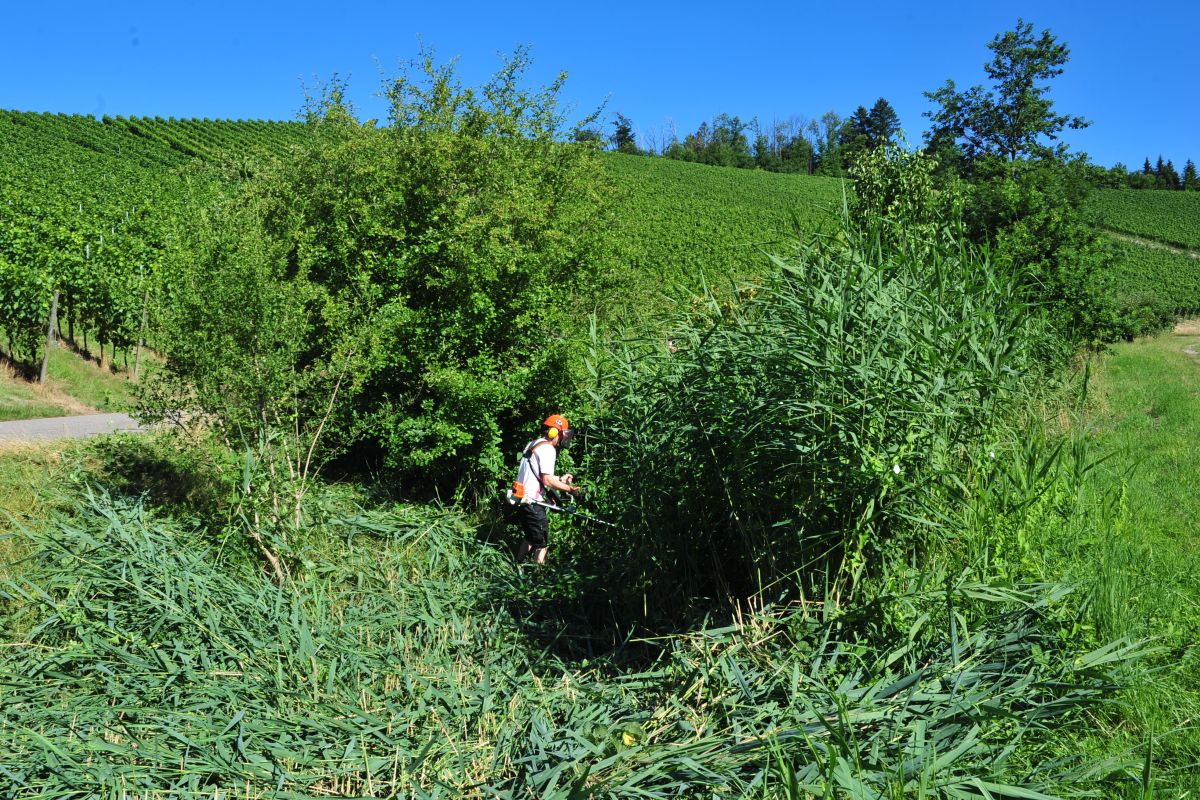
510,413,582,564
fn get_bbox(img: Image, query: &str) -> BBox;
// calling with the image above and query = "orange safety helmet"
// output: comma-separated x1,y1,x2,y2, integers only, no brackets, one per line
543,414,571,441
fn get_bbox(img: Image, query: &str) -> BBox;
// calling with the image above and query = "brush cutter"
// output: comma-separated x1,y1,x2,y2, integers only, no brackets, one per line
531,498,616,528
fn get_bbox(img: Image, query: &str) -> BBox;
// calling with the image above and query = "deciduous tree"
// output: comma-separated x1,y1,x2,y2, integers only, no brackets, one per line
924,19,1089,168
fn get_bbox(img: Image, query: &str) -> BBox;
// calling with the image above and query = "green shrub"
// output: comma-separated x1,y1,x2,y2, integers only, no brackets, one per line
148,49,612,508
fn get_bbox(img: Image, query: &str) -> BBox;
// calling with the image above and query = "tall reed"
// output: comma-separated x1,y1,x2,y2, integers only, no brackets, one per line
578,217,1066,619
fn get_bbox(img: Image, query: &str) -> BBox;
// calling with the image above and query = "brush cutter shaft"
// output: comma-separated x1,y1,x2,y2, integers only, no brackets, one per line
531,500,616,528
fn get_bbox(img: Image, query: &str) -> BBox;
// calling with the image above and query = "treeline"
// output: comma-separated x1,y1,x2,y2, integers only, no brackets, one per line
593,98,901,176
605,110,1196,195
1087,155,1200,190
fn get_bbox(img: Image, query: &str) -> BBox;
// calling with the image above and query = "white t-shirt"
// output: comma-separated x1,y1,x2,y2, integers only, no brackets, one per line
515,438,557,502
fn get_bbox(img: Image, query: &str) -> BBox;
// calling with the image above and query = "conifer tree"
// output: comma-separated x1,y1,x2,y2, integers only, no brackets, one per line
1183,159,1199,191
867,98,901,147
1163,159,1181,190
611,113,639,155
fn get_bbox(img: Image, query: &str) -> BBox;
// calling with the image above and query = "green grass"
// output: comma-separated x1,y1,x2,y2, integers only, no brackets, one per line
0,374,75,421
1056,323,1200,791
0,485,1142,797
41,342,140,411
0,343,141,422
0,441,75,582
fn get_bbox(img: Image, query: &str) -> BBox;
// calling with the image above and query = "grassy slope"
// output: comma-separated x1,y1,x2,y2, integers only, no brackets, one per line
0,441,76,583
1064,323,1200,789
0,345,139,421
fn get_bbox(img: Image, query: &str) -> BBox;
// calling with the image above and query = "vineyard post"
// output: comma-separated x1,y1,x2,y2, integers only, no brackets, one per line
134,265,148,382
39,290,59,385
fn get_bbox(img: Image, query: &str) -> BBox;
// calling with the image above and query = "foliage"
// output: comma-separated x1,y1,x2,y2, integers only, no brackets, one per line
610,112,639,154
962,158,1121,343
665,112,755,168
140,49,615,507
0,109,313,374
1101,240,1200,336
924,18,1089,168
839,97,902,168
848,145,961,249
144,182,373,579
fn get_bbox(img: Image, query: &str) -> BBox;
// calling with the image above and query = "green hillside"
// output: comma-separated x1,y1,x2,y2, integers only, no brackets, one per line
600,155,842,315
1080,189,1200,327
2,107,1199,794
0,111,318,417
1085,188,1200,250
0,110,311,171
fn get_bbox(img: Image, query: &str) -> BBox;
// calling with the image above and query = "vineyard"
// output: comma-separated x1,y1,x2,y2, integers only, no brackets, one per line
602,154,841,313
1085,187,1200,250
0,110,313,378
1078,187,1200,333
0,113,844,387
1107,239,1200,317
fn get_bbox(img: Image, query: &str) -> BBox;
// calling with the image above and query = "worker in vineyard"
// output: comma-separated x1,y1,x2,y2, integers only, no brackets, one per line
509,414,582,565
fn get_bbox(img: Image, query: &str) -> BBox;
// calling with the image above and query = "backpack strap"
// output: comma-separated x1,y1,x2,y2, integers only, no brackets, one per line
522,438,554,499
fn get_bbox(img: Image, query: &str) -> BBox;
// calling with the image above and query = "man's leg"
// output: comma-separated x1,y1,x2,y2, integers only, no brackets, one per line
517,504,549,564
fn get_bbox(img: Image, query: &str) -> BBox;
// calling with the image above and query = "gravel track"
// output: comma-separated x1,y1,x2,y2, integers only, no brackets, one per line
0,413,145,442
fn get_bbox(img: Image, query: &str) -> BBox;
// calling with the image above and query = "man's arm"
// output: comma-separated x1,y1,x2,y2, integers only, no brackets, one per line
541,472,581,496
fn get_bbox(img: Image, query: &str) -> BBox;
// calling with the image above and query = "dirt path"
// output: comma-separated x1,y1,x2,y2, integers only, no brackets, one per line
0,413,145,442
1173,319,1200,360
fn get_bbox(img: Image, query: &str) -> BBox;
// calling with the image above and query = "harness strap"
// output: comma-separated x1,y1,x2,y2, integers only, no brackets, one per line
521,438,554,501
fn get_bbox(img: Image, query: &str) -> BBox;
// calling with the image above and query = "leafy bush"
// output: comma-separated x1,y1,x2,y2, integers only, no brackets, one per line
962,157,1121,345
148,49,613,509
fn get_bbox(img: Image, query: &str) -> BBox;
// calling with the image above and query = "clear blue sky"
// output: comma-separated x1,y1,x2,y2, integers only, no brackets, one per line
3,1,1196,170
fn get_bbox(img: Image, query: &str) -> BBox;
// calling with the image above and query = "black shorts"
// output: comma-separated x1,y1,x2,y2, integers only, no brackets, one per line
517,503,549,548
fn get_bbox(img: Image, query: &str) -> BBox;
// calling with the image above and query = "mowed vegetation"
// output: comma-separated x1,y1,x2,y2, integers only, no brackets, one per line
1059,322,1200,790
3,27,1200,797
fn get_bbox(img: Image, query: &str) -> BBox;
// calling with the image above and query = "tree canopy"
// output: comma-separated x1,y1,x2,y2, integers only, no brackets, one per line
924,19,1089,167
